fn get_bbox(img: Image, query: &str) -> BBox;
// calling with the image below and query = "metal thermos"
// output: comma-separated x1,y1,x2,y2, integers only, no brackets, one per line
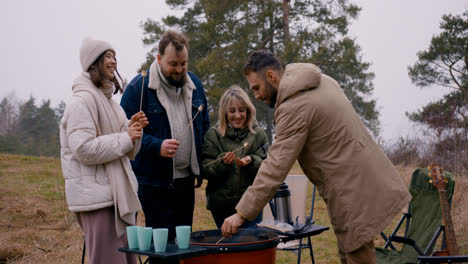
269,182,293,224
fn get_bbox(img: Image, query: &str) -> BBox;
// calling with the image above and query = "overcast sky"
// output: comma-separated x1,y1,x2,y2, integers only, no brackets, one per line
0,0,467,142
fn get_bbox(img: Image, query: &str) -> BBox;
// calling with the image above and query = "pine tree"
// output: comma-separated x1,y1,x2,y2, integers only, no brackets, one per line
0,98,16,135
140,0,380,141
407,10,468,171
407,11,468,135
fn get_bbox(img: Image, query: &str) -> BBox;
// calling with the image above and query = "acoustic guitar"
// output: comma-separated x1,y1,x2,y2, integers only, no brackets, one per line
428,163,460,257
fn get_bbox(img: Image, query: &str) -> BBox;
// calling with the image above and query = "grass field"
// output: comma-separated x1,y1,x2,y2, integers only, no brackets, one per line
0,153,467,263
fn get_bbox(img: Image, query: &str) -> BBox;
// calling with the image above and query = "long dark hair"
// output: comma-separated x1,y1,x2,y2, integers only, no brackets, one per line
88,50,123,94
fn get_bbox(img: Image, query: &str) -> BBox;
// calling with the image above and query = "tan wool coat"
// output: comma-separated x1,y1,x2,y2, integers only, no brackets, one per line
236,63,411,253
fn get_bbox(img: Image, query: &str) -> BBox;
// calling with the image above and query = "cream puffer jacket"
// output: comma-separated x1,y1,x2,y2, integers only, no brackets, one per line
60,74,135,212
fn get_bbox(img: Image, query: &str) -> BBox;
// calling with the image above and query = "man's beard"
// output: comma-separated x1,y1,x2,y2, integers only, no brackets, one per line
265,81,277,108
161,65,186,87
165,74,186,87
269,94,277,108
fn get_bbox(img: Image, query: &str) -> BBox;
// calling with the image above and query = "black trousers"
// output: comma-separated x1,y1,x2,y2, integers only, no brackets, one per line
138,177,195,243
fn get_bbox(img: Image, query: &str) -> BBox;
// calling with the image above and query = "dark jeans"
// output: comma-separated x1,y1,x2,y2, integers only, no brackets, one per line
211,209,262,229
138,177,195,264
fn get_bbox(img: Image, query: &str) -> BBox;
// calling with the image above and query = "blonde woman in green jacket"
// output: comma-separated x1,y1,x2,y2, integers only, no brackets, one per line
201,85,268,228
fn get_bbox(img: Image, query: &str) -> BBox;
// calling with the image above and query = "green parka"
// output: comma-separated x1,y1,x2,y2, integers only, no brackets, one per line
201,122,268,211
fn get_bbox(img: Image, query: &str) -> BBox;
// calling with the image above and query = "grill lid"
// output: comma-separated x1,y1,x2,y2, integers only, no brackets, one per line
190,228,278,246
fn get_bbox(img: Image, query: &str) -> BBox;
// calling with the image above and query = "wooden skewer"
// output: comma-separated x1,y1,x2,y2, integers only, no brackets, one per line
216,236,227,244
139,70,147,112
203,142,249,167
178,104,204,142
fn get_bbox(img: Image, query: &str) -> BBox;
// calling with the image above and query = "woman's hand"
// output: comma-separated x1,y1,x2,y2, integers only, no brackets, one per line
128,122,143,143
222,152,236,164
235,156,252,167
129,111,149,128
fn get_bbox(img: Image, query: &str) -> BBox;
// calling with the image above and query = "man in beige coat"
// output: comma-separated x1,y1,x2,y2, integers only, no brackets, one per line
221,50,411,263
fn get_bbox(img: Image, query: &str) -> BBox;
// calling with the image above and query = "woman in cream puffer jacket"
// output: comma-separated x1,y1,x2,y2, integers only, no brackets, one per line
60,37,148,264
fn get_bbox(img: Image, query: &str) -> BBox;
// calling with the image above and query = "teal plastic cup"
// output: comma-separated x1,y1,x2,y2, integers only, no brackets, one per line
153,228,169,252
126,226,141,249
175,225,191,249
138,227,153,251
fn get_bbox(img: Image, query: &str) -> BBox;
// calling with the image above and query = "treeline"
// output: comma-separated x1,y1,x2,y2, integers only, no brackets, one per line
0,95,65,157
385,11,468,176
140,0,380,142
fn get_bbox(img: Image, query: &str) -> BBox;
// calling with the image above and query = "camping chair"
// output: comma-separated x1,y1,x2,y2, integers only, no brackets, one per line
376,168,455,264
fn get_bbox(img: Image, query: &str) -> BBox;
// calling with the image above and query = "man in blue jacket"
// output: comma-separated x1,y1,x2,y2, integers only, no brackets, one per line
121,31,209,245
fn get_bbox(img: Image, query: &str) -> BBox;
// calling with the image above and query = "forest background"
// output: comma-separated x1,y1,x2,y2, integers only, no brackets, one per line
1,1,466,175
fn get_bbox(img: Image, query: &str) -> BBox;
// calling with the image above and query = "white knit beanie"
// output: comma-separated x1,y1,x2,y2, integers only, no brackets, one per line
79,37,114,72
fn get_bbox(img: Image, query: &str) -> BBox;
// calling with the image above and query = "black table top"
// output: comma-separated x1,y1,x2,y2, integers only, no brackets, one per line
273,224,329,242
118,224,329,260
118,243,209,260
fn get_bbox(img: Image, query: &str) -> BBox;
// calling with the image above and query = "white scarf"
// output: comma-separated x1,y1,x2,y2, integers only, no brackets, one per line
73,72,141,237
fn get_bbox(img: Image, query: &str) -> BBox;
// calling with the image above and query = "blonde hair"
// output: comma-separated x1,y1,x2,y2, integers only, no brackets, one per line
218,85,256,136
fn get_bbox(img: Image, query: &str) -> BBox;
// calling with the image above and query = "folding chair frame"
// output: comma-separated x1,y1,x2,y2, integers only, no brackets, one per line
380,205,451,257
380,202,412,251
387,225,444,256
278,185,318,264
418,255,468,263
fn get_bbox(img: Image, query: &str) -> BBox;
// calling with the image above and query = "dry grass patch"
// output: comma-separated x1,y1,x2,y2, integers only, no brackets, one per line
451,171,468,254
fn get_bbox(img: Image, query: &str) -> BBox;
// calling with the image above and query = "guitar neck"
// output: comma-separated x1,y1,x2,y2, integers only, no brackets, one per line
438,190,460,256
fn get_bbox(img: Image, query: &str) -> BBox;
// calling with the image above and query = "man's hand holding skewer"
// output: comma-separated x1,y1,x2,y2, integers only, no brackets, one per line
221,213,246,238
161,139,179,158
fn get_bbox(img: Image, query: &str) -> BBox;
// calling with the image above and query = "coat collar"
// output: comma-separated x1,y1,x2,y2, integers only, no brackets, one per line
224,121,259,140
276,63,321,107
225,125,250,140
147,59,200,176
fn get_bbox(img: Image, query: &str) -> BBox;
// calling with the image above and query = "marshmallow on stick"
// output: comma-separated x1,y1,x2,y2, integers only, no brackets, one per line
203,142,249,167
216,236,227,244
139,70,147,112
178,104,204,142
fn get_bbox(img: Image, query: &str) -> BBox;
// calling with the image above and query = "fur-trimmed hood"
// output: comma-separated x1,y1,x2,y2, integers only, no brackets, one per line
276,63,321,107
